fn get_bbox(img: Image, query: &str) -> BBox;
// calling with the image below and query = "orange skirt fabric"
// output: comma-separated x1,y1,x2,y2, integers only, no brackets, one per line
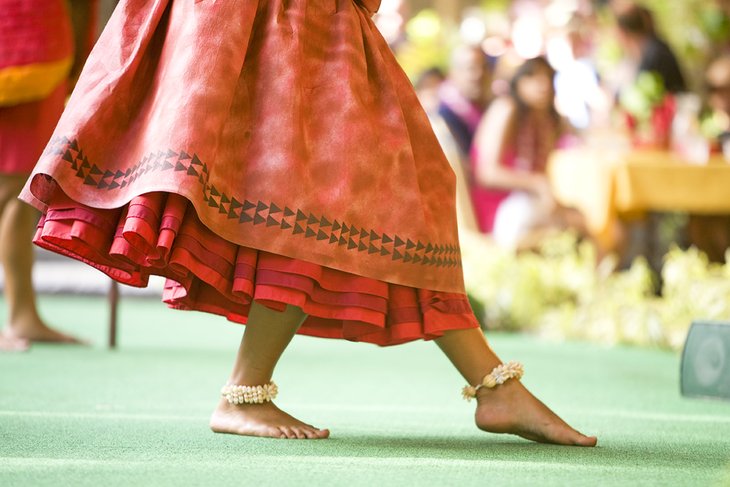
21,0,480,345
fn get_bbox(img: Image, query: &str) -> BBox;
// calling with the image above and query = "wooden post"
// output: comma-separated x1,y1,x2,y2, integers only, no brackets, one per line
108,280,119,349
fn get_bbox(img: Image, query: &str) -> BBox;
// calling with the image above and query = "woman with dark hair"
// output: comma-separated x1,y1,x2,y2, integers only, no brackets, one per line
470,56,586,249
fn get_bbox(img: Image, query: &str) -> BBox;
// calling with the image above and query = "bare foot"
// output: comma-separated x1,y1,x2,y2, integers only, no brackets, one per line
475,380,597,447
0,331,29,352
5,319,86,345
210,399,330,439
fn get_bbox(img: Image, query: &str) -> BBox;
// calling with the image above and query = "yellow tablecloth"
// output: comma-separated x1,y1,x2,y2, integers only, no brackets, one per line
548,148,730,249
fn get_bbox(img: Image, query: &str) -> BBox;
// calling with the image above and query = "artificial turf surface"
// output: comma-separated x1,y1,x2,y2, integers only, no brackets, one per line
1,295,729,486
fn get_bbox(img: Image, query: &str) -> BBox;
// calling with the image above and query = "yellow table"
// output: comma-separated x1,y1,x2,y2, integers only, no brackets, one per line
548,148,730,249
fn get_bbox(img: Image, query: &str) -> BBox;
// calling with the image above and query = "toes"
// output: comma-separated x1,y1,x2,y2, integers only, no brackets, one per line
574,434,598,447
274,427,289,439
300,426,317,439
264,426,286,439
0,335,30,352
544,426,597,447
279,426,298,439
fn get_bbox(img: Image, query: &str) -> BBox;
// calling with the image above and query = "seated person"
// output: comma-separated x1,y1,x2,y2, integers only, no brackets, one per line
470,57,586,249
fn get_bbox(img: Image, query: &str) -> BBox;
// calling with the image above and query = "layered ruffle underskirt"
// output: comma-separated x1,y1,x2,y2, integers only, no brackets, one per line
34,186,479,346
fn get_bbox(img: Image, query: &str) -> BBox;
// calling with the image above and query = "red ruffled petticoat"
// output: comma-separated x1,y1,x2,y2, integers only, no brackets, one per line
34,186,479,346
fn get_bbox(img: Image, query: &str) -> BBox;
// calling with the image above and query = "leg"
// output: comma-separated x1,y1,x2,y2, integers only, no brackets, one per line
0,176,82,344
209,302,330,439
435,328,597,446
0,176,29,351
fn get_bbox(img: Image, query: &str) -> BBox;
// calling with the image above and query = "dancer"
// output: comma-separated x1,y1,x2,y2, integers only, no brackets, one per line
0,0,94,350
20,0,596,445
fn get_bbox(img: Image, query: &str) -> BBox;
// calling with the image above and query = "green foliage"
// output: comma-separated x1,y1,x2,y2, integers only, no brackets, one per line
619,71,665,121
395,9,454,81
479,0,510,13
461,231,730,349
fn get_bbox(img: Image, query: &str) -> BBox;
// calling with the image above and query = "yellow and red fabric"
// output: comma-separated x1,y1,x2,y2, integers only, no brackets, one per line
0,0,76,174
0,0,74,106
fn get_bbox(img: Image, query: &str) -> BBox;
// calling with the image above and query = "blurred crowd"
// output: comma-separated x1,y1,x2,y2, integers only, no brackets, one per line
384,0,730,263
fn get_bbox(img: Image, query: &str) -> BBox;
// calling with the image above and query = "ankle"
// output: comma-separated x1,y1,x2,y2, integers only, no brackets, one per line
6,310,42,329
475,378,521,405
228,364,276,386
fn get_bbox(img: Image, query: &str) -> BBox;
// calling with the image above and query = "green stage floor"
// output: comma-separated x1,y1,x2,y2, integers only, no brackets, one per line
1,296,729,486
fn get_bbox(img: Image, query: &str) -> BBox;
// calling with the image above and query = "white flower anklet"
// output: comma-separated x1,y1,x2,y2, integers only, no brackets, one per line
221,381,278,405
462,361,524,401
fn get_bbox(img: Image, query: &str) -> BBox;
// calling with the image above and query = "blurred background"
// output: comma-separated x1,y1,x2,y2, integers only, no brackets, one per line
6,0,730,352
376,0,730,351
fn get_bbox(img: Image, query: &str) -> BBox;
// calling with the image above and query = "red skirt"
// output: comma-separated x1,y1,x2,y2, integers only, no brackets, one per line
21,0,480,346
0,83,66,175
